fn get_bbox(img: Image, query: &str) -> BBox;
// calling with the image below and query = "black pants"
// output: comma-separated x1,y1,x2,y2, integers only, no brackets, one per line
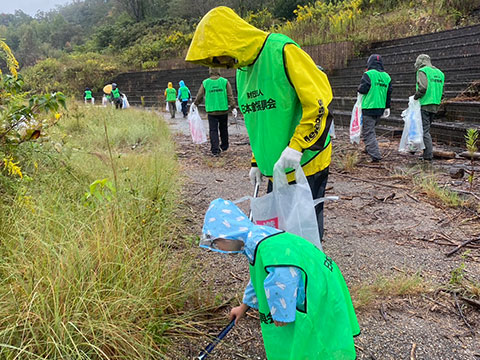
114,97,122,109
181,100,188,117
208,113,229,155
421,110,435,160
267,166,329,240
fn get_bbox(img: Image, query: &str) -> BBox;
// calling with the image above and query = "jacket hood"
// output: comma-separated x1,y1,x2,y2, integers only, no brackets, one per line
201,198,282,262
179,80,185,87
185,6,268,68
415,54,432,71
366,54,384,71
167,82,173,88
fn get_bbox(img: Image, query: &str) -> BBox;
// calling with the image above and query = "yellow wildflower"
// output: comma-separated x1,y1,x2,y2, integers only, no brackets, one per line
0,40,19,78
3,156,23,178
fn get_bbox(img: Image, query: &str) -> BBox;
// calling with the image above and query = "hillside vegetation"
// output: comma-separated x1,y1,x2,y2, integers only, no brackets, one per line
1,0,480,94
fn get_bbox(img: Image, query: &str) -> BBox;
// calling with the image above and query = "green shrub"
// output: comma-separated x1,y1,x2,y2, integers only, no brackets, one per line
22,53,123,95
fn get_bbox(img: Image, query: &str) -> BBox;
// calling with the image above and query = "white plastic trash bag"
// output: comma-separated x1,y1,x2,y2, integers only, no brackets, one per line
176,99,182,113
399,96,424,152
329,119,336,139
122,95,130,109
188,105,207,144
350,93,363,144
166,102,169,112
250,165,322,251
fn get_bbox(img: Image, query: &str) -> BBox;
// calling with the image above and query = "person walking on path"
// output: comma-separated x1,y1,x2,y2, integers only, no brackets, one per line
165,82,177,119
194,68,235,156
177,80,191,118
357,54,392,162
84,87,94,105
186,6,334,241
200,198,360,360
413,54,445,161
111,83,123,109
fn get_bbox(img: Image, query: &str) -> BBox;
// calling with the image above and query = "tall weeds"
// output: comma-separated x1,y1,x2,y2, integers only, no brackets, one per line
0,106,207,359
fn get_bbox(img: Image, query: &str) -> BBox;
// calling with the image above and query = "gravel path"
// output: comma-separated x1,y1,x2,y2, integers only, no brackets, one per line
166,110,480,360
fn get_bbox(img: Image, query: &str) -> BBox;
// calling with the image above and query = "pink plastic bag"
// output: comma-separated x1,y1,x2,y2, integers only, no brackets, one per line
350,94,363,144
188,105,207,144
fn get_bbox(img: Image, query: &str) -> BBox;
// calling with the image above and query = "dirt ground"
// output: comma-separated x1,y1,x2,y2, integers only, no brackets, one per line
166,111,480,360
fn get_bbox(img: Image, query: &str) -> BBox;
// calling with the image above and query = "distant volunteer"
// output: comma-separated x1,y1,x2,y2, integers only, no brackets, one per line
177,80,191,118
357,54,392,162
164,82,177,119
84,87,94,105
111,83,122,109
413,54,445,161
194,67,235,156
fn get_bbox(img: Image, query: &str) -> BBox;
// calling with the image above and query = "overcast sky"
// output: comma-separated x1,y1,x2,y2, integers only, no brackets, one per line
0,0,72,16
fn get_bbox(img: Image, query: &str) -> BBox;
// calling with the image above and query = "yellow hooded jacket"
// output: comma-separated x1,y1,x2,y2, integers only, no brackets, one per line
186,6,332,179
164,82,177,102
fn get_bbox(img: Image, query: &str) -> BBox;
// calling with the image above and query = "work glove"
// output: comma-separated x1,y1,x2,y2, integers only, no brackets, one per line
249,166,263,186
232,108,238,118
274,146,303,170
382,108,390,118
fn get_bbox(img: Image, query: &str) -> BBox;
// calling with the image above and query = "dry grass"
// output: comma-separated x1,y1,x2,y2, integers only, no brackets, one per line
352,271,432,310
335,150,360,172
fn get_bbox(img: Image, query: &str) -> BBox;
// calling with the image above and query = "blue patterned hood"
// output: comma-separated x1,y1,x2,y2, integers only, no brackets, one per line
201,198,282,262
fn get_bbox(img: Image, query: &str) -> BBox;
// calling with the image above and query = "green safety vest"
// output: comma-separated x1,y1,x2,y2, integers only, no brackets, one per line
166,88,176,102
178,86,190,101
203,77,229,112
417,66,444,105
84,90,92,100
237,33,328,177
362,70,391,109
111,88,121,99
249,232,360,360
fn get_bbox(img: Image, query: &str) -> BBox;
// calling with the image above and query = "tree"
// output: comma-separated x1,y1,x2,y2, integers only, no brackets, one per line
116,0,151,22
16,26,41,67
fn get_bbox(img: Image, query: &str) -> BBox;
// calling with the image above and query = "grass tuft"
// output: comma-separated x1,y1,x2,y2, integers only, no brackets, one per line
352,271,431,310
335,150,359,172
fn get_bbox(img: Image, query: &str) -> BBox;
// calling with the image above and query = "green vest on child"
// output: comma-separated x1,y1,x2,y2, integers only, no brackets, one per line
249,232,360,360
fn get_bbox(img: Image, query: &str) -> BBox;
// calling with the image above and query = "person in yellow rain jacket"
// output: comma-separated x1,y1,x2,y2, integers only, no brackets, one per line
186,6,334,241
164,82,177,119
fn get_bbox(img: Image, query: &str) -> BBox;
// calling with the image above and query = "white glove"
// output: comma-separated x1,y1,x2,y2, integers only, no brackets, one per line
382,108,390,118
249,167,263,185
274,146,303,170
191,103,197,111
232,108,238,118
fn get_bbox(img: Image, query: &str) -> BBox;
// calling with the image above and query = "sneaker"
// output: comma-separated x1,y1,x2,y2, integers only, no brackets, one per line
368,158,381,163
418,157,432,162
